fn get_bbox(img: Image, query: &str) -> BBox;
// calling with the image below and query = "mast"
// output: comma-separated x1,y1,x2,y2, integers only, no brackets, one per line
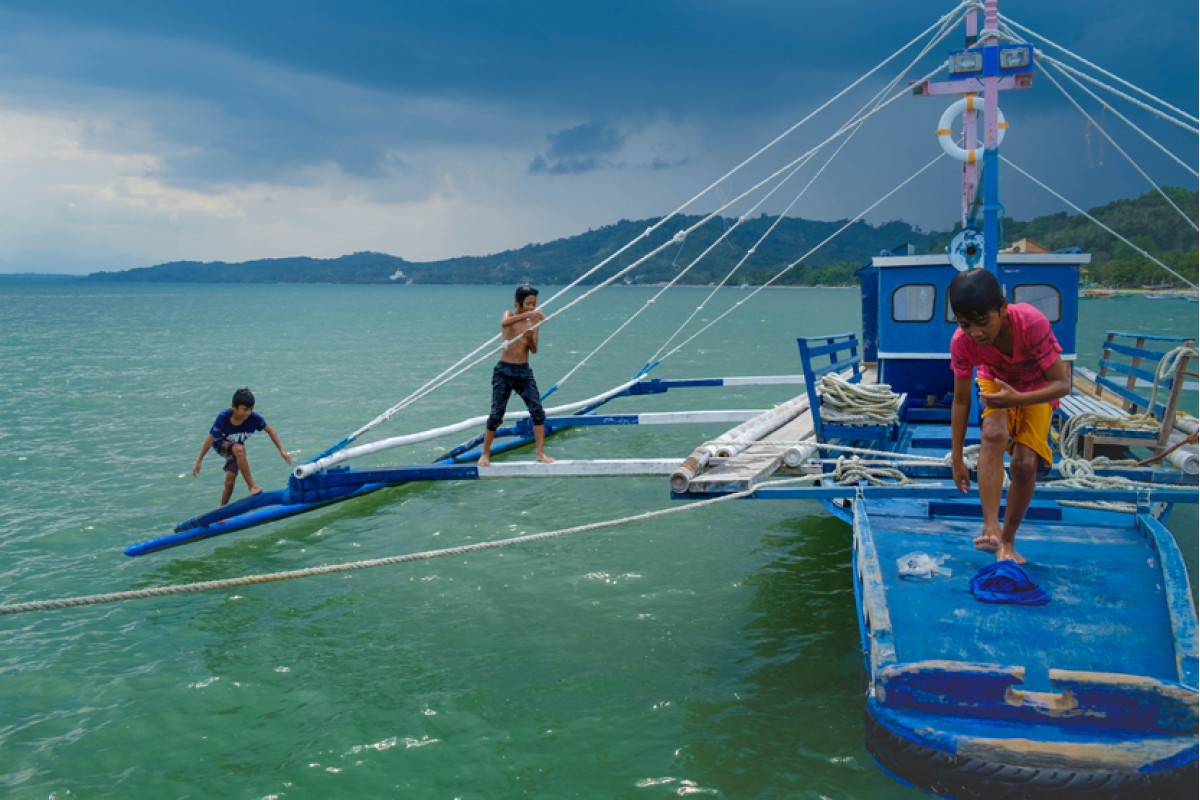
980,0,1001,272
913,0,1034,273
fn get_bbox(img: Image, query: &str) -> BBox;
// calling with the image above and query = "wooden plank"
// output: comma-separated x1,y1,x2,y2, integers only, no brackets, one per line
684,448,787,492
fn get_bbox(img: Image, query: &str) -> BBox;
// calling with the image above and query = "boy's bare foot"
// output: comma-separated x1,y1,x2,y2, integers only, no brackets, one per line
996,543,1026,564
478,455,491,467
536,453,555,464
249,485,263,496
973,526,1002,553
973,534,1000,553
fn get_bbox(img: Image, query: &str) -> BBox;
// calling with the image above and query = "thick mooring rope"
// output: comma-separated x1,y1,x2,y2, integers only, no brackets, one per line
816,374,904,424
1047,457,1144,513
2,475,838,617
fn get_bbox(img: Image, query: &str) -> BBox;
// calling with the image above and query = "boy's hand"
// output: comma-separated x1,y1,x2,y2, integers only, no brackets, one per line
192,461,203,477
979,378,1021,408
951,458,971,493
281,451,293,465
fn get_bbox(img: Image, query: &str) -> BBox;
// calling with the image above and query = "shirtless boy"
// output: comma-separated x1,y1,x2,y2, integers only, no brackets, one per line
479,285,555,467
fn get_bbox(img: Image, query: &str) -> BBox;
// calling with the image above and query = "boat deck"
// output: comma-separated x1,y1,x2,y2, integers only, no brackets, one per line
863,504,1180,686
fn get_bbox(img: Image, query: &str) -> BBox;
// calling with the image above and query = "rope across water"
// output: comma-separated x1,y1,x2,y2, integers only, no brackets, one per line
0,475,834,617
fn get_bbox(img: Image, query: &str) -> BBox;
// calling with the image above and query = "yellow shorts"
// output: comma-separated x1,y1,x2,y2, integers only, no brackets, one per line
976,378,1054,467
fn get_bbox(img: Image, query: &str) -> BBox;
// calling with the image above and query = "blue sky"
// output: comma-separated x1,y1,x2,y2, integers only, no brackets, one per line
0,1,1195,273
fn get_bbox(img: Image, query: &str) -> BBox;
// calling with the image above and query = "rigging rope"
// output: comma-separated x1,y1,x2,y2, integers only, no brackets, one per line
1001,157,1198,290
533,54,957,396
307,6,974,465
646,12,965,367
1045,60,1200,137
658,152,948,364
1031,57,1199,233
313,4,977,458
1038,58,1199,177
1000,13,1200,127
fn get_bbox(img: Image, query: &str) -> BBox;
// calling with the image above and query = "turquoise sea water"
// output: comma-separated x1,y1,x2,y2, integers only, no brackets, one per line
1,283,1196,799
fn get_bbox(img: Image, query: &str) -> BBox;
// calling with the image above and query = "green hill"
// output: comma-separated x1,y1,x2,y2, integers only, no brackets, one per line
86,187,1197,287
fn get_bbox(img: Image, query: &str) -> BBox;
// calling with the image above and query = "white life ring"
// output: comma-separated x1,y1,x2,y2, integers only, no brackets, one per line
936,95,1007,163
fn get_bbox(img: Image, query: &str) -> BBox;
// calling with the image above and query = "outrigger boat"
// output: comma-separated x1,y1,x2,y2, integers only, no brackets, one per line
122,1,1198,796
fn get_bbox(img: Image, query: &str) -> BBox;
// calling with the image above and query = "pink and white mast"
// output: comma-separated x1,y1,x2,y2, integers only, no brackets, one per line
914,0,1034,272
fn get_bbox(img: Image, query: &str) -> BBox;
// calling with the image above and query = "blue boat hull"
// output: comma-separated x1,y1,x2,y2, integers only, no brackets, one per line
849,492,1198,799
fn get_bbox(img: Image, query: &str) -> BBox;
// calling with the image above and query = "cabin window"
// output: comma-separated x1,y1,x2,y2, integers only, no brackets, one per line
1013,284,1061,322
892,284,935,322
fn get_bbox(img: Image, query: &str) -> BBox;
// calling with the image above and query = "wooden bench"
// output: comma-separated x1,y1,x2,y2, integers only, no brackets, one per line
1058,331,1193,459
797,332,906,444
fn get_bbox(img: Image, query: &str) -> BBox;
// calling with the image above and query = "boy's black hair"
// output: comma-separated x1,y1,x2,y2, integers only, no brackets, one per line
232,387,255,408
515,284,539,306
948,269,1006,325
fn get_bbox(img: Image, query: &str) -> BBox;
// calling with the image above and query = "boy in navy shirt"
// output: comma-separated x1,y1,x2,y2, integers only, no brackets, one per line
193,387,292,505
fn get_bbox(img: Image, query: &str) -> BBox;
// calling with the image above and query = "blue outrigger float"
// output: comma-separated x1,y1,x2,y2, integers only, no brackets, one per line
122,1,1197,796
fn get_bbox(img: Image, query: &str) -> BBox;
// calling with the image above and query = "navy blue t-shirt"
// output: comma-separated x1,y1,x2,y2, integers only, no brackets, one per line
210,408,267,449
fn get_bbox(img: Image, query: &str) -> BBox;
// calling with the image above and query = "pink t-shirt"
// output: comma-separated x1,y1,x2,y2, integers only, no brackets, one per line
950,303,1062,396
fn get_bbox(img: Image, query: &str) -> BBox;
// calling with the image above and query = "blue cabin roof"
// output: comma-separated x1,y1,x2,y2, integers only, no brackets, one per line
858,254,1088,403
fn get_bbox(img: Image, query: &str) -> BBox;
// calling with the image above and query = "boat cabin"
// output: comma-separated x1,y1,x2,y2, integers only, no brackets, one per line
858,252,1087,410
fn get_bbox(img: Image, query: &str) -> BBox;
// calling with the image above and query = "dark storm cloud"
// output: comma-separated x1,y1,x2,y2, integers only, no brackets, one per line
529,121,627,175
0,1,1193,270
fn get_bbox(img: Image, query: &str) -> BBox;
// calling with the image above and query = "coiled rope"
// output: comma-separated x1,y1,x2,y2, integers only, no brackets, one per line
1058,345,1198,460
1047,457,1144,513
816,374,902,424
831,455,938,487
816,374,904,424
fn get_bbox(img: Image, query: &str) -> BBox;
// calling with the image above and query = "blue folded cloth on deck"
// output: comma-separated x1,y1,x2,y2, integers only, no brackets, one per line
968,562,1050,606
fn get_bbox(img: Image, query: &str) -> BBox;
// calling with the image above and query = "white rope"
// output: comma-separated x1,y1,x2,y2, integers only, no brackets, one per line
1058,345,1198,460
0,472,835,617
1000,13,1200,127
1044,58,1200,138
556,131,830,389
816,374,904,424
542,51,958,391
354,62,958,433
646,13,966,367
1031,59,1198,232
1001,157,1199,290
1048,457,1145,513
1039,58,1199,177
830,455,939,487
659,151,947,365
321,5,976,450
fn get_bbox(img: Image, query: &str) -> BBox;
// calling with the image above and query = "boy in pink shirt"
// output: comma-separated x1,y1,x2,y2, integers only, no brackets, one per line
948,269,1070,563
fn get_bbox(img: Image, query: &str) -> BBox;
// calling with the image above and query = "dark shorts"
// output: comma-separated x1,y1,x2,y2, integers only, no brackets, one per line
212,441,240,475
487,361,546,431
